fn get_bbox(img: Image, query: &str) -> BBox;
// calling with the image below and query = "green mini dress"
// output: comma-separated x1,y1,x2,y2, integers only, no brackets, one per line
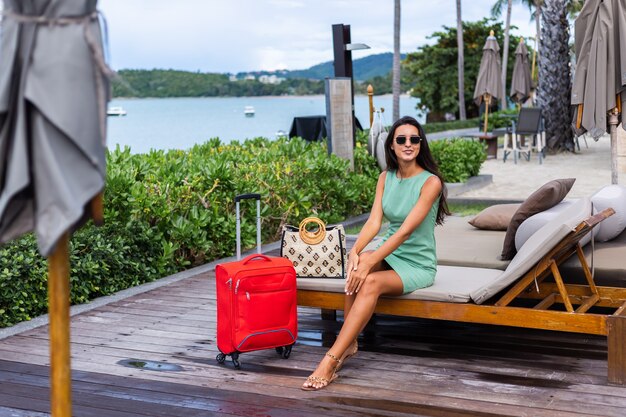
378,170,438,294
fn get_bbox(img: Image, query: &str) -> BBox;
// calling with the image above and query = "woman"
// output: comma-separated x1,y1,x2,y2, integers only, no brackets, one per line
302,116,449,391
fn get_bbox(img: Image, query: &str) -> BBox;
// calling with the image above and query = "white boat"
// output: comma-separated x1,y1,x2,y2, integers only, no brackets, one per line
107,106,127,117
244,106,255,117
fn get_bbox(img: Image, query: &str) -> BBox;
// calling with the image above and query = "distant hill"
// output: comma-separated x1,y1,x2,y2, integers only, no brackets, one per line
237,52,405,82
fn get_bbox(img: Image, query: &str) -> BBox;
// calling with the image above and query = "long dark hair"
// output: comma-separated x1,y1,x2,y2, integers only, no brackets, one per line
384,116,450,225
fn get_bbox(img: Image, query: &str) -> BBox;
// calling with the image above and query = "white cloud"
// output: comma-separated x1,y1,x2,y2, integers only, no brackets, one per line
97,0,537,73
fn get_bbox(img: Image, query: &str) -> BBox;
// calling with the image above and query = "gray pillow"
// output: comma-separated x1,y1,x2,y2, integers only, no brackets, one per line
501,178,575,260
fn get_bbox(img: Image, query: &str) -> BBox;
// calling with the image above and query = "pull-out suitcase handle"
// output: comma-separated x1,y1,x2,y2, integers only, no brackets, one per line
235,193,262,260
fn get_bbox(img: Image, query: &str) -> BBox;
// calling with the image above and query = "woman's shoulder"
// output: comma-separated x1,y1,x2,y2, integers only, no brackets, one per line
422,173,443,192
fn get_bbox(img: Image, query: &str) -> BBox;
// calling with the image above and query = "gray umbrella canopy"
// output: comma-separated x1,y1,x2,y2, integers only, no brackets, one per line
510,40,532,104
571,0,626,139
473,33,504,105
0,0,111,256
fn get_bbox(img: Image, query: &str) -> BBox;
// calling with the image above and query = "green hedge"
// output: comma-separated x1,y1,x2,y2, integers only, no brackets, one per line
0,134,379,327
431,138,486,183
422,118,480,134
0,132,484,328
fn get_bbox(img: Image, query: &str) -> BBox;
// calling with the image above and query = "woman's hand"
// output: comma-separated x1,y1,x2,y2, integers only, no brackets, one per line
345,251,369,295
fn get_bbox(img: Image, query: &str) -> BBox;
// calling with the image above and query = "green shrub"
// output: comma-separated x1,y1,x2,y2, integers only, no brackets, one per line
1,132,379,328
422,118,481,134
430,138,486,183
0,221,172,327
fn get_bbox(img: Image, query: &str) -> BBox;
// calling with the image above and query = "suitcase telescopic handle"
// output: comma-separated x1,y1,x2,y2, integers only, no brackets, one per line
235,193,261,202
235,193,262,260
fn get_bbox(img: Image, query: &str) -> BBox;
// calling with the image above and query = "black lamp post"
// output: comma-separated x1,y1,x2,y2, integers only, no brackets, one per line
331,24,369,145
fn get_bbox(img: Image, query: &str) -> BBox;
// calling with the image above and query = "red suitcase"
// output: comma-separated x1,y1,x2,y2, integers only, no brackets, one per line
215,193,297,368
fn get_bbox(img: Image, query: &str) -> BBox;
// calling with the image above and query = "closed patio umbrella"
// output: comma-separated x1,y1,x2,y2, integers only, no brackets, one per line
571,0,626,184
0,0,112,415
510,39,532,105
474,30,503,133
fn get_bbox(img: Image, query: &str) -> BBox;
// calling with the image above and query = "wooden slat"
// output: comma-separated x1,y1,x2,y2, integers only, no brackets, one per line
576,295,600,314
519,284,626,308
550,261,574,312
534,294,556,310
614,301,626,317
576,244,599,295
607,315,626,385
297,290,608,335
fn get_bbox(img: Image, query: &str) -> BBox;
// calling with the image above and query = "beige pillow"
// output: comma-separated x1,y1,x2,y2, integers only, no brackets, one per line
501,178,576,260
468,204,521,231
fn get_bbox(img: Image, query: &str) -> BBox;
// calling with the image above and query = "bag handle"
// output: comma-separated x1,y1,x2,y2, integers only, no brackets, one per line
299,217,326,245
242,254,273,265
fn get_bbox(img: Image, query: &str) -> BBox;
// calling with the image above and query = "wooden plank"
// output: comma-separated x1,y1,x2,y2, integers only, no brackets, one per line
0,356,620,417
614,301,626,317
298,290,608,335
551,260,574,312
534,294,556,310
607,315,626,385
519,284,626,308
576,295,600,314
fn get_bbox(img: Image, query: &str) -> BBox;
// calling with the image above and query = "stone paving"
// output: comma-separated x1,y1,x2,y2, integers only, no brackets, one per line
457,132,625,200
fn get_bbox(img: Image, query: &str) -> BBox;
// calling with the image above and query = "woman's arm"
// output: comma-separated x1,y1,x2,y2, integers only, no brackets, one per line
349,171,387,256
346,175,442,294
344,172,386,280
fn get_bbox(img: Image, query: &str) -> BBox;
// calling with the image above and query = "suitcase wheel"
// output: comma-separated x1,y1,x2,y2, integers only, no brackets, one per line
231,352,241,369
275,347,284,356
216,353,226,364
281,345,292,359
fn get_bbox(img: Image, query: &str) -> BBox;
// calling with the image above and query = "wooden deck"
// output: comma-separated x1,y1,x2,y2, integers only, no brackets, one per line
1,247,626,416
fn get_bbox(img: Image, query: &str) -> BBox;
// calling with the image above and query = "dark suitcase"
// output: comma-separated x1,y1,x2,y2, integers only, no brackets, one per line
215,193,297,369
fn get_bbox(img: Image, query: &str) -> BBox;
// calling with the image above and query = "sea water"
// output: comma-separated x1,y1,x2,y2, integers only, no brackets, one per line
106,95,423,154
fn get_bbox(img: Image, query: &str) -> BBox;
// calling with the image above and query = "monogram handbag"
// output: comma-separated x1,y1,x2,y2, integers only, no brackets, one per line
280,217,347,278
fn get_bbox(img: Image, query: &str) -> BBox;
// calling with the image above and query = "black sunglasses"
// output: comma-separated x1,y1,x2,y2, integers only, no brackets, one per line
395,135,422,145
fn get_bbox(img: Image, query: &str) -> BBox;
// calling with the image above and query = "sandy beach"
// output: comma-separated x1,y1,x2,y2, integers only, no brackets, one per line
458,133,626,200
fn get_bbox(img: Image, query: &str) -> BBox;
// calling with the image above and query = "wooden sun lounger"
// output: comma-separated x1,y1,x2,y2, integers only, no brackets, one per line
297,208,626,385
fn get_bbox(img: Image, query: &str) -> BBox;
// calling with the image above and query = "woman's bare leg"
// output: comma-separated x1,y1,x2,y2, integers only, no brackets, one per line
303,268,403,389
343,251,386,319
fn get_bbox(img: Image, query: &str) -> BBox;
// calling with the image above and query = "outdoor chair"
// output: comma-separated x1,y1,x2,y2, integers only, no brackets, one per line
296,198,626,385
502,107,545,164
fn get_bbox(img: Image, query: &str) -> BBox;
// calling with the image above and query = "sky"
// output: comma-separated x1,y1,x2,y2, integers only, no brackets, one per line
97,0,538,74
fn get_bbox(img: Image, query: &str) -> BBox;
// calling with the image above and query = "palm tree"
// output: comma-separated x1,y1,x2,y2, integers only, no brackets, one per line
491,0,541,83
456,0,467,120
536,0,573,151
500,0,513,109
392,0,401,122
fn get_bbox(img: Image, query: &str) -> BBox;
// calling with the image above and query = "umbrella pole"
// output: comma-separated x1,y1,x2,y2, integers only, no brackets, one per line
48,233,72,417
484,94,491,134
609,109,620,184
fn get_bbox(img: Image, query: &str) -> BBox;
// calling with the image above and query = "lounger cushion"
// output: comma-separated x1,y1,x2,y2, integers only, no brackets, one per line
297,265,503,303
501,178,576,260
560,226,626,287
435,216,509,270
515,200,592,251
468,203,521,231
591,185,626,242
362,216,509,270
472,197,591,304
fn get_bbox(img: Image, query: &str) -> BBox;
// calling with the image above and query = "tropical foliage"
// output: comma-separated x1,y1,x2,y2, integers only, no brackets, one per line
0,130,486,327
403,19,528,122
0,134,379,327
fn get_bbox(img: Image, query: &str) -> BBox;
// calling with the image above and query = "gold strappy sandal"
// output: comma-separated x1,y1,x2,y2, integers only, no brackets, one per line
301,352,341,391
336,341,358,372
